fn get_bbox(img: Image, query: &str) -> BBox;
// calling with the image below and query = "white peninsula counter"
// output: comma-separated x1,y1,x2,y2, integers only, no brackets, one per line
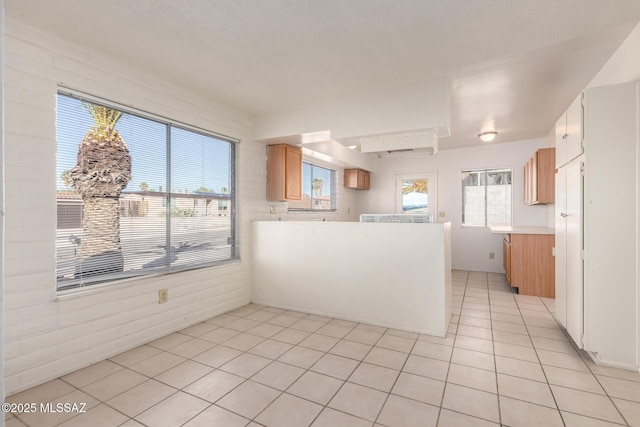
251,221,452,336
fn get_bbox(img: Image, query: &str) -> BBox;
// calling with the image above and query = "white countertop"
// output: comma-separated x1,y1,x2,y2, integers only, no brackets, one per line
489,226,555,235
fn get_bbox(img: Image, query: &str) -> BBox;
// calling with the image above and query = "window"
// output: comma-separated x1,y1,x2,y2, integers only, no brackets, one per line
396,172,437,216
56,91,237,291
462,168,512,226
288,162,336,211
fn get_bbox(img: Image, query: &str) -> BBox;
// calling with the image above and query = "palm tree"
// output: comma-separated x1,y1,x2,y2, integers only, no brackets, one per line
69,102,131,277
220,187,227,194
402,178,428,194
60,170,72,188
312,178,324,197
139,182,148,192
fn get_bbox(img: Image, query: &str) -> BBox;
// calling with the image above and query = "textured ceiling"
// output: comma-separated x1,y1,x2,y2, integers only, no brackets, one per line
6,0,640,149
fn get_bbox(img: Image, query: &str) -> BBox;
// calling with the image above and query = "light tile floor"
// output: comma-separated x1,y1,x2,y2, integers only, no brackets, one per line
5,270,640,426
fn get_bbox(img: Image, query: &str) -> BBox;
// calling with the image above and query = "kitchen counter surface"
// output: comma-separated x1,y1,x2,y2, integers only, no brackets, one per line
490,226,555,235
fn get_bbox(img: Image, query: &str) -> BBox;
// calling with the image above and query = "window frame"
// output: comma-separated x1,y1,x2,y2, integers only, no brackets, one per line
287,161,337,212
55,88,239,292
461,167,513,228
395,171,437,216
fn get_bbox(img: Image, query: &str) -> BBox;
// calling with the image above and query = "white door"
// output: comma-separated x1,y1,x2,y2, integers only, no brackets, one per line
554,167,567,328
565,159,583,347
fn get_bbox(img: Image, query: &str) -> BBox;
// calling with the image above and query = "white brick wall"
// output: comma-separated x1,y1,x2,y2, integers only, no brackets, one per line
3,19,364,395
2,19,261,394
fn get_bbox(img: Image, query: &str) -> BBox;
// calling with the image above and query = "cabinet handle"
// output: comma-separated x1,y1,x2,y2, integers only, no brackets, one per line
562,134,568,140
560,212,568,217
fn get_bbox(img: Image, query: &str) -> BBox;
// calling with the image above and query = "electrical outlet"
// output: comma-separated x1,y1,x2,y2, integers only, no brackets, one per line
489,252,495,260
439,211,445,218
158,289,168,304
269,204,276,214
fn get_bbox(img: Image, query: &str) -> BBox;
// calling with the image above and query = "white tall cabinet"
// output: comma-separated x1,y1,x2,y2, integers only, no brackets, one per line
556,81,640,370
555,159,583,347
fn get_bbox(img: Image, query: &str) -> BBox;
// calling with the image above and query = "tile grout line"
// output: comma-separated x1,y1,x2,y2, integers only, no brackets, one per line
10,273,640,427
434,269,469,426
486,271,504,427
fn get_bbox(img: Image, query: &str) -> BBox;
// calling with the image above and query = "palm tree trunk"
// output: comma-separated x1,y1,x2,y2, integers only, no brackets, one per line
75,196,124,279
81,197,122,257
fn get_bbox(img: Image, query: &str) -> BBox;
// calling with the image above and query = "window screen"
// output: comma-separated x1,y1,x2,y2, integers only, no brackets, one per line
462,168,512,227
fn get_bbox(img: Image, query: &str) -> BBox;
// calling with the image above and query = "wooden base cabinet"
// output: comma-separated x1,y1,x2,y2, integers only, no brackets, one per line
504,233,555,297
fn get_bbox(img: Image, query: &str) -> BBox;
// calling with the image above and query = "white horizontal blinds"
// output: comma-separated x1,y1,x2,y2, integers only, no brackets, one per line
170,127,233,267
56,95,92,283
116,110,168,276
55,92,236,290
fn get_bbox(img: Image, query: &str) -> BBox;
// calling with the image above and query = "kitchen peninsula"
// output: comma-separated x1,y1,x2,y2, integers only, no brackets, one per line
252,221,452,336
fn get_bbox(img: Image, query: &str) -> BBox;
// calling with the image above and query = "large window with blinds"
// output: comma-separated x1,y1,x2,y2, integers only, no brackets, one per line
56,92,237,291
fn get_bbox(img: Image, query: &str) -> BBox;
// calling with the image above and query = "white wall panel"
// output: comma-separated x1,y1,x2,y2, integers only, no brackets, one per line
2,19,259,394
359,139,552,272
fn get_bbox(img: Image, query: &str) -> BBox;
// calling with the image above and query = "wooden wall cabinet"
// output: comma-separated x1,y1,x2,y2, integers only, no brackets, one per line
524,148,555,205
504,233,555,297
344,169,370,190
266,144,302,201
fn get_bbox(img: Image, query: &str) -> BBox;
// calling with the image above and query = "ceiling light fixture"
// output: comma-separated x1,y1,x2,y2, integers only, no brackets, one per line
348,145,357,150
478,131,498,142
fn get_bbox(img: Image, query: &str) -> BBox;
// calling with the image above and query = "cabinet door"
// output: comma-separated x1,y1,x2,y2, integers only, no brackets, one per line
565,160,583,347
555,168,567,328
344,169,357,188
583,83,637,364
503,237,511,285
565,95,583,163
267,144,302,201
344,169,370,190
530,154,538,203
523,161,530,204
536,148,556,204
284,145,302,200
511,234,555,297
361,170,370,190
555,112,567,168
